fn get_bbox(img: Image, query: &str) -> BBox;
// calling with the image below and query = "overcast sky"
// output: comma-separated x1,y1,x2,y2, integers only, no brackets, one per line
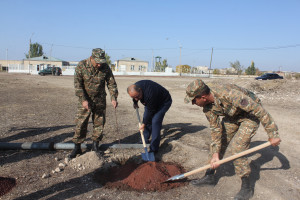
1,0,299,72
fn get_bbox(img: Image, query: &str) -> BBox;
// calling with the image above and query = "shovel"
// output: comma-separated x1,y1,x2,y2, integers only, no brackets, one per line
165,141,271,182
135,108,155,162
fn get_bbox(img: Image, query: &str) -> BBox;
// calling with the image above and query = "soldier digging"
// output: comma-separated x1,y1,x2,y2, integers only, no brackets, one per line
185,79,281,200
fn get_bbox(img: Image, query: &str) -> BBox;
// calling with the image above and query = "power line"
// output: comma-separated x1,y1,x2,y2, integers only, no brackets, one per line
40,41,300,68
41,42,300,52
186,44,300,51
41,43,91,50
41,43,177,51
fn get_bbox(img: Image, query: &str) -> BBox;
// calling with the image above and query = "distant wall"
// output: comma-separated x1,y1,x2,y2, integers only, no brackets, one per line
7,66,262,78
7,66,211,77
62,69,75,75
112,71,210,77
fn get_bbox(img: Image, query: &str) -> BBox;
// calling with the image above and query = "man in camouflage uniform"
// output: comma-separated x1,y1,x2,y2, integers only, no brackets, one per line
184,79,281,200
69,48,118,159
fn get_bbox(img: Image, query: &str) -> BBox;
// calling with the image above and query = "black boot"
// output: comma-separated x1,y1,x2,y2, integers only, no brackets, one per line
191,169,216,187
92,141,99,152
234,176,253,200
68,143,82,159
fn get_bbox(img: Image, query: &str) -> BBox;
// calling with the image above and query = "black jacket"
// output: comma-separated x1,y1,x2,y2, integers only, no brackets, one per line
134,80,171,124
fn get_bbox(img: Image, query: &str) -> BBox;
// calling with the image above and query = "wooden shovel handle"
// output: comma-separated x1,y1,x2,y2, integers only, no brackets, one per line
136,108,147,148
139,123,147,148
184,141,271,177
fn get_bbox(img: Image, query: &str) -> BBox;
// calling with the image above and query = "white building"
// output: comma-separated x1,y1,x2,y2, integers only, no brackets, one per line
114,57,148,72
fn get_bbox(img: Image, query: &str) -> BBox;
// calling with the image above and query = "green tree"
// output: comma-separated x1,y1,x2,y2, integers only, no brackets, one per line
26,42,44,58
176,65,191,73
230,60,243,76
213,69,220,74
105,53,112,66
155,59,168,72
161,59,168,72
245,61,256,75
155,60,161,72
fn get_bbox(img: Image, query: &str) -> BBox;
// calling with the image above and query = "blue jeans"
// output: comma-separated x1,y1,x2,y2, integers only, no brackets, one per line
143,98,172,152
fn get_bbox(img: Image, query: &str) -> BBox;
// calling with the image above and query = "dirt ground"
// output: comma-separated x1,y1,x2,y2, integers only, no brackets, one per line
0,73,299,200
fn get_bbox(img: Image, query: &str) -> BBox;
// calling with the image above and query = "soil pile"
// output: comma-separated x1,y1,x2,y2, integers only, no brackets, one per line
0,177,16,197
69,151,104,171
94,161,187,191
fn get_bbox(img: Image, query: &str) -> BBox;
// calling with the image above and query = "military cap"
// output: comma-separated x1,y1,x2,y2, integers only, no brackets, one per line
184,79,207,103
91,48,106,64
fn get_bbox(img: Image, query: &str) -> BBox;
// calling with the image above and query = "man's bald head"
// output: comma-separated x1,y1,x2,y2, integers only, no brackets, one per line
127,84,143,101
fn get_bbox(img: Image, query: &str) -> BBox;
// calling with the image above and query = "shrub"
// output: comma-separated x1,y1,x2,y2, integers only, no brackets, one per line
294,73,300,80
285,74,292,80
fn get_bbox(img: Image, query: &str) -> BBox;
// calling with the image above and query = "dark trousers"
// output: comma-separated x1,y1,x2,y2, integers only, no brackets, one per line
143,98,172,152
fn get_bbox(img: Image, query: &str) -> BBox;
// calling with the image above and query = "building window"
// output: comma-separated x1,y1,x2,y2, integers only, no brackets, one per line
139,65,142,71
131,65,134,71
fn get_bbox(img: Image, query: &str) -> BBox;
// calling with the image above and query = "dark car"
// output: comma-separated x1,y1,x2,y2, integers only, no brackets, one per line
255,73,283,80
38,67,62,76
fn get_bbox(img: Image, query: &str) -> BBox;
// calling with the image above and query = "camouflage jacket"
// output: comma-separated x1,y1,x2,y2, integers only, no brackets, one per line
203,82,279,154
74,57,118,103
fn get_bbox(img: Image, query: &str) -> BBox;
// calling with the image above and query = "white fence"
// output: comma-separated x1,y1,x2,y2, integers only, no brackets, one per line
8,64,45,75
8,64,75,75
112,71,210,77
8,64,212,77
8,64,29,73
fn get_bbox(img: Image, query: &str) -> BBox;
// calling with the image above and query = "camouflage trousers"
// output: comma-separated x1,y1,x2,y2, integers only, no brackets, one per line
72,101,106,144
218,116,260,177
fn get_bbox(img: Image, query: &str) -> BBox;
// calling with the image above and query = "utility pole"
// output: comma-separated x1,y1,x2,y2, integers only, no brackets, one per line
28,38,31,73
209,47,213,78
179,46,182,76
177,40,182,76
152,49,154,72
50,44,53,67
28,33,34,74
6,49,8,72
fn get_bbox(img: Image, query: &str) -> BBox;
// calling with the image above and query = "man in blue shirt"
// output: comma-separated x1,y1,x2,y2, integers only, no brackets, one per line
127,80,172,155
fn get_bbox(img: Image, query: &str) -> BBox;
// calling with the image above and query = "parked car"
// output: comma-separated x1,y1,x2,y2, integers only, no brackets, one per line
255,73,283,80
38,67,62,76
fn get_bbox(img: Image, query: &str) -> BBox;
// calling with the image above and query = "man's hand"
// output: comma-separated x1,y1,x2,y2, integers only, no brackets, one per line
210,153,220,169
269,137,281,146
82,100,89,111
133,102,139,109
139,123,145,132
111,100,118,109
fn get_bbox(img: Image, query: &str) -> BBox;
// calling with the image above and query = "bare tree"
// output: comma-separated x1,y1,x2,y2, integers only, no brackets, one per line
230,60,244,76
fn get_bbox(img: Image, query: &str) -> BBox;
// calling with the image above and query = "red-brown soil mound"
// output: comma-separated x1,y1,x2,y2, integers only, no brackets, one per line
0,177,16,197
94,161,187,191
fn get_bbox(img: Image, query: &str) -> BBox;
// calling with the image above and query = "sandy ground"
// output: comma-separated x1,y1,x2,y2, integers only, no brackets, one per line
0,73,299,200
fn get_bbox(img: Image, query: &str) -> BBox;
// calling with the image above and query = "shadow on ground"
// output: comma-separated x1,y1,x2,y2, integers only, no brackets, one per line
0,125,74,165
157,123,207,161
14,170,101,200
188,140,290,193
1,125,74,142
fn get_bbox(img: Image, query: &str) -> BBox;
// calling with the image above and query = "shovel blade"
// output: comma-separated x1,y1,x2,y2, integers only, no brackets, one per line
141,151,155,162
164,174,185,182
